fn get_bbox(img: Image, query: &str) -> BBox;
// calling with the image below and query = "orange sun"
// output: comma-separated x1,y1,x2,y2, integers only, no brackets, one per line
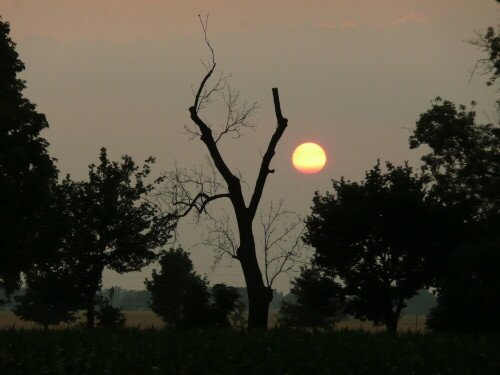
292,142,327,174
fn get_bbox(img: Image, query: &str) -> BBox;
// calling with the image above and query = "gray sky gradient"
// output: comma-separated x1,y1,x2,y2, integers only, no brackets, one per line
3,0,498,292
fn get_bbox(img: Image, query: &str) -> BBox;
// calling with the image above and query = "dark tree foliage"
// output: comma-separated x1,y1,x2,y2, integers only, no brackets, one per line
145,247,212,328
411,98,500,332
210,283,243,327
13,269,84,329
304,162,451,332
410,98,500,230
278,266,345,328
145,247,243,328
0,16,58,297
95,288,127,328
54,148,175,328
426,241,500,333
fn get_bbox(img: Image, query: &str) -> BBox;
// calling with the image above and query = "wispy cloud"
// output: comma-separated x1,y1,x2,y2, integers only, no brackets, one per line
314,22,335,29
340,22,356,30
314,22,356,30
392,11,427,26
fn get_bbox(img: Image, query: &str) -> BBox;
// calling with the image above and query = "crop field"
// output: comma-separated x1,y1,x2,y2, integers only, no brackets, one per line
0,327,498,374
0,311,428,331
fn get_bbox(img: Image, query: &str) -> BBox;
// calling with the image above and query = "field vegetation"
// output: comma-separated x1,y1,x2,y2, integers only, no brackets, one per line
0,310,433,332
0,327,498,375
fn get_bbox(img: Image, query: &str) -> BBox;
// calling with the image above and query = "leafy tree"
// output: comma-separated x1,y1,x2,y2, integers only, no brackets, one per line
145,247,212,328
411,99,500,332
0,16,58,298
12,268,84,329
95,288,127,328
410,98,499,227
210,283,243,327
278,266,345,328
146,247,244,328
304,162,452,331
54,148,175,328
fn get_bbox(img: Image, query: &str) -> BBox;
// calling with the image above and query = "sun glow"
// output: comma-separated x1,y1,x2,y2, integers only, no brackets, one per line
292,142,327,174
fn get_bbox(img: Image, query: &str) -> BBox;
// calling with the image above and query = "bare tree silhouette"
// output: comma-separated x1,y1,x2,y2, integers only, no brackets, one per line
157,16,290,328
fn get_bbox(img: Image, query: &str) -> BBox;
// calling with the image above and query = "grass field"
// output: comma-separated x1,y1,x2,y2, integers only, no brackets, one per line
0,310,428,331
0,327,498,374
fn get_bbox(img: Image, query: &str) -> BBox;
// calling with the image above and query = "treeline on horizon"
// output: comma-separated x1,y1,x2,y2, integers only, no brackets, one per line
1,6,499,333
0,286,437,316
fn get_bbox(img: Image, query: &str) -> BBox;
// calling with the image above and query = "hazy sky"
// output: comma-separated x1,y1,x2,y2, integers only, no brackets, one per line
3,0,499,292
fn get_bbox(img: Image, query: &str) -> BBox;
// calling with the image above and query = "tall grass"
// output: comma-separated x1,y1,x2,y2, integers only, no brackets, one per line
0,327,498,374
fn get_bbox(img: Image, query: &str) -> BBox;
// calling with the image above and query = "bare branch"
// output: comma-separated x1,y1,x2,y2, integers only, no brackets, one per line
248,89,288,219
155,161,230,221
468,26,500,86
200,211,239,270
193,14,216,112
260,200,310,288
214,84,259,143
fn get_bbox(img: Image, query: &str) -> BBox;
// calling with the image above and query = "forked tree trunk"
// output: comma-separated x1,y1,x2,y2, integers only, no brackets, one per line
385,299,404,332
237,223,273,329
189,84,288,329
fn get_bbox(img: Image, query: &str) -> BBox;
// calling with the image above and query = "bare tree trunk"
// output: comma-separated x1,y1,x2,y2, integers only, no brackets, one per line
237,222,273,329
385,299,404,332
385,316,398,332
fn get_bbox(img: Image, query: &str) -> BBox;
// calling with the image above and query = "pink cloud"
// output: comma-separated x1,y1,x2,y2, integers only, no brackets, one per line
314,22,335,29
341,22,356,30
392,11,427,26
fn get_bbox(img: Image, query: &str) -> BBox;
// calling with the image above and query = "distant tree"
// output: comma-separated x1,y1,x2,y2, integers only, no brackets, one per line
95,288,127,328
54,148,175,328
228,299,247,330
303,162,452,332
145,247,212,328
0,16,58,299
278,266,345,328
103,287,151,311
13,268,84,329
402,289,437,316
210,283,243,327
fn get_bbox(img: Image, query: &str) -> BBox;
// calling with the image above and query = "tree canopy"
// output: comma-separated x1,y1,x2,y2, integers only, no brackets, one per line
145,247,243,328
410,97,500,332
278,266,345,329
48,148,175,328
145,247,212,328
13,268,83,329
0,16,58,297
303,162,452,331
410,98,499,230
